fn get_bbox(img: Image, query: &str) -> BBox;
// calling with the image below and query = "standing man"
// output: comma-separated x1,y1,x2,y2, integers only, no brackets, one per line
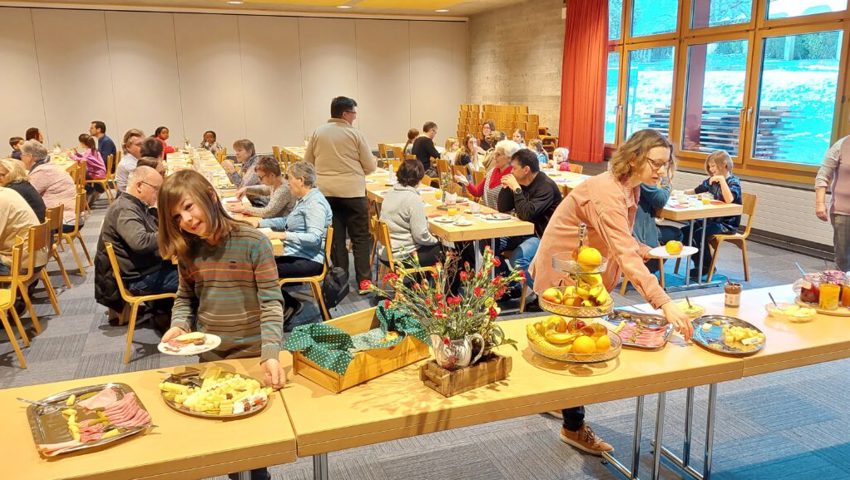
114,129,145,193
90,120,117,173
816,133,850,270
304,96,376,286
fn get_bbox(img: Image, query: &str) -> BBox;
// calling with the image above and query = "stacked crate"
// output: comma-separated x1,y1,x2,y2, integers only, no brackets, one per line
457,104,540,141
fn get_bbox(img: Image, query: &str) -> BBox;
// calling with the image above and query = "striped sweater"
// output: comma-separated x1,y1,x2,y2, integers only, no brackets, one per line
170,225,284,362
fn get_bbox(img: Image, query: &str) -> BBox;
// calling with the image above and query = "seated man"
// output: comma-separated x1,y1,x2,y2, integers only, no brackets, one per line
95,166,176,322
0,186,39,276
497,148,562,293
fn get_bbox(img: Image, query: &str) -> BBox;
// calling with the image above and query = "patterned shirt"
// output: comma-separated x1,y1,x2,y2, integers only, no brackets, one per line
243,182,296,219
170,225,284,362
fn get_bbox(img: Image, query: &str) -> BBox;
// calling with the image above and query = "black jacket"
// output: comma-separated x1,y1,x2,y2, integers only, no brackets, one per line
497,172,562,238
411,136,441,171
94,193,166,311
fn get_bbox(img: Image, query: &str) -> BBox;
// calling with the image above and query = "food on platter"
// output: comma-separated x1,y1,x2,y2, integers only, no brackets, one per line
29,384,152,457
541,279,611,308
576,247,603,272
765,303,816,323
665,240,683,255
160,367,271,417
158,332,221,356
526,315,620,362
692,315,766,356
608,309,673,349
675,301,705,319
721,324,765,349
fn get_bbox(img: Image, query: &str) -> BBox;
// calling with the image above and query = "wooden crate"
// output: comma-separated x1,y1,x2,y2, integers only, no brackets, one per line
419,354,512,397
293,307,430,393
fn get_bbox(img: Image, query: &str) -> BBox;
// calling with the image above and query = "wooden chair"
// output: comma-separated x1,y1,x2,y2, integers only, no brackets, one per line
374,220,438,287
386,158,402,172
105,243,177,363
0,222,62,336
62,191,93,276
272,145,282,163
378,144,393,159
278,227,334,321
86,154,114,204
45,205,72,289
107,151,120,193
499,250,528,312
390,146,404,160
706,193,757,282
620,260,667,295
0,237,28,368
215,149,227,164
436,158,450,178
568,164,584,174
405,154,416,161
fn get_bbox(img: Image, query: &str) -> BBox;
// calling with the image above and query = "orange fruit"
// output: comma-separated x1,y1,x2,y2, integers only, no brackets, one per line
576,247,602,271
572,335,596,354
595,335,611,353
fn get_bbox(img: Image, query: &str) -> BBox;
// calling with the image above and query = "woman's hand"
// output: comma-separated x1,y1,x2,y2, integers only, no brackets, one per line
661,302,693,341
234,187,247,200
261,358,285,390
161,326,188,343
454,174,469,185
816,203,829,221
221,159,236,174
266,231,286,240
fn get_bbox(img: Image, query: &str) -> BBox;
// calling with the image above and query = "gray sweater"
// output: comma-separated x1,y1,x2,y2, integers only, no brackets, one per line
379,185,438,261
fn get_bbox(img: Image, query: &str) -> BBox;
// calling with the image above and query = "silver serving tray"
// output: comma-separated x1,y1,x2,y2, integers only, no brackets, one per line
692,315,766,356
607,309,673,350
27,383,151,457
160,369,270,419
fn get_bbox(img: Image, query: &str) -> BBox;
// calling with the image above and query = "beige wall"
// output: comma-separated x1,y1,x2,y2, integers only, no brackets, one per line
0,7,467,152
468,0,564,135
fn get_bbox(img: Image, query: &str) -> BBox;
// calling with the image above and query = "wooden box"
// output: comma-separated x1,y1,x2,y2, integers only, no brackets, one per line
419,354,512,397
292,307,430,393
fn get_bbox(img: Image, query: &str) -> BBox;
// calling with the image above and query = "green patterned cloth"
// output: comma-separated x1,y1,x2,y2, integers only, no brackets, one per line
285,306,428,374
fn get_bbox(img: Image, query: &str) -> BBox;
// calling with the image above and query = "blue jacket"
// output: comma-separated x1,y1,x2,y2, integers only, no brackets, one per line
266,188,332,263
633,184,670,247
98,135,117,168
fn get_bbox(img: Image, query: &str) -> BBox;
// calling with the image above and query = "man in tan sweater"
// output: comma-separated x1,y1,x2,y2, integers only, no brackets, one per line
304,96,377,284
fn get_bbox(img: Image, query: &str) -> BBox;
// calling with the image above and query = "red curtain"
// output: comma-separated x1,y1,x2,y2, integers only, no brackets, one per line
558,0,609,163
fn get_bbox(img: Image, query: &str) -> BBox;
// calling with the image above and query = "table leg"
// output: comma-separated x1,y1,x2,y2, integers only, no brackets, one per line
237,472,251,480
683,387,695,467
685,223,695,287
473,240,483,271
651,392,666,480
313,453,329,480
697,218,708,284
658,384,718,480
601,395,645,480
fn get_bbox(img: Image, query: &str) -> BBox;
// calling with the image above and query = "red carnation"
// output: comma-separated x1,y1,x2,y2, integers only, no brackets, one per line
459,271,468,282
359,279,372,291
447,296,462,306
492,257,501,267
466,310,473,317
435,293,444,301
473,287,484,297
443,336,450,345
383,299,392,309
382,272,398,284
425,298,432,306
496,286,507,298
489,306,499,318
518,271,526,280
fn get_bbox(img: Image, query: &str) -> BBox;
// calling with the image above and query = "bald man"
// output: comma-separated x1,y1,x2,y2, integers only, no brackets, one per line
95,166,176,316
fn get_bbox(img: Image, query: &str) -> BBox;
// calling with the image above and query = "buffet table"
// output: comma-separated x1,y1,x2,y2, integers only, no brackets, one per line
1,358,296,480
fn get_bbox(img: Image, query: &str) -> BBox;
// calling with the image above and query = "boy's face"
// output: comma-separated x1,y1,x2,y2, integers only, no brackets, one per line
13,141,23,151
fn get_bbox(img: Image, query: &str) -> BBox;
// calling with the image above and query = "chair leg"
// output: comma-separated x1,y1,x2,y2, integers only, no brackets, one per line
519,283,528,313
674,257,681,274
740,240,750,282
658,259,665,289
64,234,86,275
123,302,140,364
620,274,629,295
706,242,722,283
0,310,27,368
311,282,331,321
76,234,93,266
52,247,72,288
10,307,30,347
41,269,61,316
18,283,42,334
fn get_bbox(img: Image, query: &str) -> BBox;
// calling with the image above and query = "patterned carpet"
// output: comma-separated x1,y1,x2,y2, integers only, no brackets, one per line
1,197,848,480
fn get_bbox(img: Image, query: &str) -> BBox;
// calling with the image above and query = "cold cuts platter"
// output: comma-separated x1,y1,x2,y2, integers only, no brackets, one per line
607,309,673,349
26,383,153,457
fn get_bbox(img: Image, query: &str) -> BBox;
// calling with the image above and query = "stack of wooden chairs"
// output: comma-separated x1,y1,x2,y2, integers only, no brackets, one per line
457,104,541,142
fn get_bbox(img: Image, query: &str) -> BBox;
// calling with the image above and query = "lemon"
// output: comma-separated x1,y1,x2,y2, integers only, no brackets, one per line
595,335,611,353
576,247,602,271
572,335,596,354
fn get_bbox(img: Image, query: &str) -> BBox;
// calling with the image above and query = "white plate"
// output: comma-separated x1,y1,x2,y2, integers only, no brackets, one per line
648,245,698,259
158,333,222,356
453,220,473,226
432,216,455,224
484,213,512,221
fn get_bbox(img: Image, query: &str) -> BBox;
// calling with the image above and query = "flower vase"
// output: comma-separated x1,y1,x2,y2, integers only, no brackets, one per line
429,334,484,371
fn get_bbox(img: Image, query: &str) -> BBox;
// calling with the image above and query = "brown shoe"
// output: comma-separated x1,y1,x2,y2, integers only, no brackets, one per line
560,423,614,455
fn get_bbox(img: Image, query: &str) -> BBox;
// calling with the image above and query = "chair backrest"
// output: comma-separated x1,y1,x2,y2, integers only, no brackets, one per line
20,221,50,282
2,237,24,303
739,193,758,237
322,227,334,276
272,145,282,163
390,146,404,159
374,218,397,267
378,144,391,159
104,154,114,179
45,205,64,235
451,164,469,178
67,191,86,233
387,158,402,172
405,154,416,161
472,170,486,187
436,158,449,176
568,164,584,174
104,242,135,302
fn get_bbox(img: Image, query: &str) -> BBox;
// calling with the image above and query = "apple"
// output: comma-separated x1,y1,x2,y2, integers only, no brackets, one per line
665,240,683,255
542,287,563,303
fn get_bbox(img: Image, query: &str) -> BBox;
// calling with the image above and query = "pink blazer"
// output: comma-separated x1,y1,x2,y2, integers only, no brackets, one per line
530,171,671,309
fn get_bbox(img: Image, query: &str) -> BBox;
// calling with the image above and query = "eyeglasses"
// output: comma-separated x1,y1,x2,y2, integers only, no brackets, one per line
345,110,357,115
256,173,266,182
647,157,669,171
140,180,160,192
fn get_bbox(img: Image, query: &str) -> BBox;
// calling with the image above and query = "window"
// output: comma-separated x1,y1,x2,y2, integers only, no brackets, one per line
682,40,748,156
767,0,847,20
626,47,675,139
752,30,844,165
609,0,623,40
605,51,620,143
691,0,753,29
631,0,679,37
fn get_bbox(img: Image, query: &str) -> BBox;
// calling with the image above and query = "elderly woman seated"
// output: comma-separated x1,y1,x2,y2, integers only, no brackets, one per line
20,140,77,231
0,158,46,222
379,160,442,267
265,161,332,316
226,156,296,221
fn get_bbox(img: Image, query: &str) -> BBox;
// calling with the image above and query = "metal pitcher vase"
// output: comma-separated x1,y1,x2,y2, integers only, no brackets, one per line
430,333,484,371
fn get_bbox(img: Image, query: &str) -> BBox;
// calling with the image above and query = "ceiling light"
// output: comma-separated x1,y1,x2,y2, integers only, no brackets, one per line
227,1,244,4
337,5,352,8
435,9,450,13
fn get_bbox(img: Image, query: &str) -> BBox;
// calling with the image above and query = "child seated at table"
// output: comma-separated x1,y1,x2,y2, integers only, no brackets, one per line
552,147,571,171
681,150,742,279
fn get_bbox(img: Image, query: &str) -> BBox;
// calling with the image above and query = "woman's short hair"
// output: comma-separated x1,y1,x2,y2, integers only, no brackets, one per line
21,139,48,162
0,158,28,184
482,120,495,131
705,150,733,174
609,129,674,181
255,156,281,177
288,161,317,187
232,139,256,157
396,160,424,187
495,139,520,159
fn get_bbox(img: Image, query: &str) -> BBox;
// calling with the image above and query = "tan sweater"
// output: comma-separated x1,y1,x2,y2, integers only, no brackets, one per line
0,187,39,267
303,119,376,198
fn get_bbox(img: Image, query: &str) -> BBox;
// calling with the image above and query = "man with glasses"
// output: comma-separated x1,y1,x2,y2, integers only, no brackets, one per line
304,96,376,286
95,166,176,327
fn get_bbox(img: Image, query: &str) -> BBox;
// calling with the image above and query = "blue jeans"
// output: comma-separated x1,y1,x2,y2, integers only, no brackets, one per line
682,221,730,275
126,266,179,295
496,235,540,289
